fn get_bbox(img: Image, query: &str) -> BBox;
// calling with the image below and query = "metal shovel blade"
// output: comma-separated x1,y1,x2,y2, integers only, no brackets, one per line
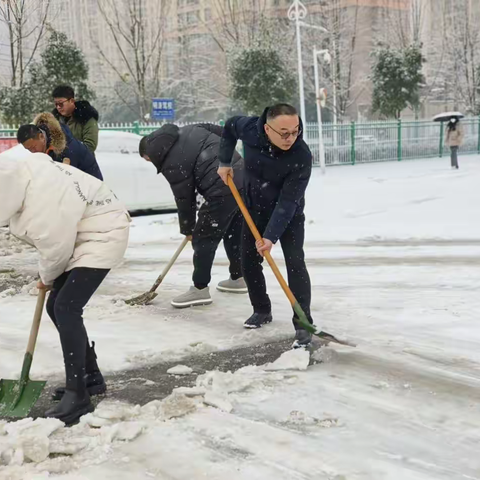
0,378,46,418
0,290,48,418
124,291,158,306
124,237,190,307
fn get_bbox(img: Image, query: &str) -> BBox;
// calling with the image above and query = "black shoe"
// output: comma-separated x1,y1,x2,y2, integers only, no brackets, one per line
45,389,94,425
292,329,312,349
244,312,273,329
52,371,106,401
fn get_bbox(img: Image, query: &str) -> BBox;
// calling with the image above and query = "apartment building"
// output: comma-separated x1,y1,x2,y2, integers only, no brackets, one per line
48,0,415,120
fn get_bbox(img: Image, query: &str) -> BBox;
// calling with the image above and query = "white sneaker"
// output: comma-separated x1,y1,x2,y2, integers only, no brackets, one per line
171,286,212,308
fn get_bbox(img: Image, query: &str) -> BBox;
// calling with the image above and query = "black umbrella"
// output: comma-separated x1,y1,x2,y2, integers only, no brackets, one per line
433,111,465,122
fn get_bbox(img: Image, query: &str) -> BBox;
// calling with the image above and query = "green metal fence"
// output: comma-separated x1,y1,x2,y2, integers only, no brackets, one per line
2,117,480,166
306,117,480,166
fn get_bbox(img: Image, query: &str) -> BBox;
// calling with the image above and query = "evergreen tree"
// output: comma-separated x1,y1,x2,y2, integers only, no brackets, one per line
371,43,425,119
0,30,94,124
230,47,296,115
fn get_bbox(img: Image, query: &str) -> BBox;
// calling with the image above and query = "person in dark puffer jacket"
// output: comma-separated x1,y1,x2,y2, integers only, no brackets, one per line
17,112,103,180
52,85,99,153
139,123,246,308
217,104,314,348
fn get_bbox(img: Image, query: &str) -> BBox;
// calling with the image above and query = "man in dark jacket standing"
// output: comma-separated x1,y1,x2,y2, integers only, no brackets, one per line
217,104,313,348
140,123,246,308
52,85,99,153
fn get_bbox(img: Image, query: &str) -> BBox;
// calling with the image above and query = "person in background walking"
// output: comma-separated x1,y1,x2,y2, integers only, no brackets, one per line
52,85,99,153
446,118,464,169
217,104,314,348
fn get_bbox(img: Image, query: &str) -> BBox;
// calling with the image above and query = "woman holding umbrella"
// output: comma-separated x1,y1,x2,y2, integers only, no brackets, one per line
445,118,464,169
433,112,464,169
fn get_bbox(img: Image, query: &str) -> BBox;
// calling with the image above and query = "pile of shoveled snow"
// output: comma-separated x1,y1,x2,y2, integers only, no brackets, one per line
0,270,37,296
0,229,32,258
0,349,310,479
0,229,38,296
0,394,200,479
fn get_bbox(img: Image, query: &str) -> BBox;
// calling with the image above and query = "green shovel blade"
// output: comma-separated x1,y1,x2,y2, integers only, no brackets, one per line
0,378,46,418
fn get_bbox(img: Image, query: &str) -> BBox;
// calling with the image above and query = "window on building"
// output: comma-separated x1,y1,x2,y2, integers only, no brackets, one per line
164,14,175,32
178,0,199,7
186,11,198,25
204,8,211,21
178,12,186,27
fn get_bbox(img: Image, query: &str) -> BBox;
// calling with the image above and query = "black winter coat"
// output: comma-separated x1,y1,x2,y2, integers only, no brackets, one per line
59,125,103,180
144,123,243,235
34,112,103,180
219,108,312,243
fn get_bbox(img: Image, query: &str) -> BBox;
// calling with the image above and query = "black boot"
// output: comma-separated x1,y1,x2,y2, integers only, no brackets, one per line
52,371,106,401
292,329,312,349
52,341,106,401
45,389,94,425
244,312,273,329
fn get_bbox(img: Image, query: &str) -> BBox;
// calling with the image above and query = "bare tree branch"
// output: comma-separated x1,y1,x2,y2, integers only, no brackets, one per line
93,0,169,118
0,0,51,87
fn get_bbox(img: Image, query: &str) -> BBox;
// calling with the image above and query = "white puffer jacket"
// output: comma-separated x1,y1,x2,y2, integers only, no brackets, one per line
0,150,130,285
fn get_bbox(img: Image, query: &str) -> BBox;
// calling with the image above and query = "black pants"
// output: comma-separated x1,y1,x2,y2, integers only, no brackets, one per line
450,146,459,168
242,211,313,330
46,268,109,392
192,194,243,289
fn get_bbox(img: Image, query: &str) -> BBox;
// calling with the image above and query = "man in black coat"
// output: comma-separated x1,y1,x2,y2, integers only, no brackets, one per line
217,104,313,348
140,123,246,308
17,112,103,180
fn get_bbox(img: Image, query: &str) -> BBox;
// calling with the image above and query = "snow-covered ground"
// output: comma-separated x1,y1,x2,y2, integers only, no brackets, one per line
1,155,479,479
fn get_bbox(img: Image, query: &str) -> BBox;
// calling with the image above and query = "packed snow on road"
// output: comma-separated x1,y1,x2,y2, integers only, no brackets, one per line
1,156,479,480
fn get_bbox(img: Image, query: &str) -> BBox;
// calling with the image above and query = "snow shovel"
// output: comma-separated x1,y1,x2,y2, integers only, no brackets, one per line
227,176,355,347
0,289,47,418
125,236,190,306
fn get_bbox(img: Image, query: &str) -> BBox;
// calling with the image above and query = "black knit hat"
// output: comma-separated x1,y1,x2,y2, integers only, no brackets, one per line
139,136,148,157
142,124,180,173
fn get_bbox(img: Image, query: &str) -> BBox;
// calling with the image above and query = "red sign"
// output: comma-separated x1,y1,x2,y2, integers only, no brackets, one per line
0,138,17,153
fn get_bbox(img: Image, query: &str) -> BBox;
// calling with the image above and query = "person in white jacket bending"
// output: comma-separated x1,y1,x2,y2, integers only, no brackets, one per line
0,150,130,425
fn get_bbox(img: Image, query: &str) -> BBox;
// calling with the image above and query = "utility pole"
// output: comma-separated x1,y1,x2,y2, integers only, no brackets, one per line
288,0,308,124
313,47,331,174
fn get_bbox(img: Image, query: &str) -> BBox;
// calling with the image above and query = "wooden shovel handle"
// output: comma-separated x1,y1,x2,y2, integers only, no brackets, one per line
227,176,352,343
227,176,297,307
26,289,47,356
149,236,190,293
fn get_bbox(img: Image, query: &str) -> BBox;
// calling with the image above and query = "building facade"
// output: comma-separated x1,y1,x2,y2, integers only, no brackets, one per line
48,0,420,121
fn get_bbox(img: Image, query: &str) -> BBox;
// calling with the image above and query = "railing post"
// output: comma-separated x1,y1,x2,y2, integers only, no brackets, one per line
397,119,402,161
439,121,444,158
477,115,480,154
133,120,140,135
350,121,356,165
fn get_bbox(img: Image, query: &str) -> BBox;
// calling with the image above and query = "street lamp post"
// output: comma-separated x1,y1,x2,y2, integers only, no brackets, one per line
288,0,308,125
331,37,338,147
313,47,331,175
288,0,329,143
